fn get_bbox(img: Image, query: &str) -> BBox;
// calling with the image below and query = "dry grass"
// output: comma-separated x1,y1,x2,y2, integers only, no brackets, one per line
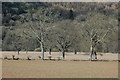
2,60,118,78
1,51,118,60
1,51,118,78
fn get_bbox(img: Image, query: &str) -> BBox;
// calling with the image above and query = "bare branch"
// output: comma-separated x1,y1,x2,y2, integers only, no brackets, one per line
29,21,42,43
97,28,110,43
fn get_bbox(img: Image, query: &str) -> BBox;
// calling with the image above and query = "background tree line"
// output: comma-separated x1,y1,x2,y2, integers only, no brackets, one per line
2,2,119,56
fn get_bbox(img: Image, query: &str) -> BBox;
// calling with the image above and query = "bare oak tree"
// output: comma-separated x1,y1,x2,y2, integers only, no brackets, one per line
77,13,118,61
24,21,48,60
12,34,22,55
53,20,77,59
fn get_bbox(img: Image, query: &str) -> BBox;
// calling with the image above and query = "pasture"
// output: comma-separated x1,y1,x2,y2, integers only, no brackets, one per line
1,51,118,78
1,51,118,61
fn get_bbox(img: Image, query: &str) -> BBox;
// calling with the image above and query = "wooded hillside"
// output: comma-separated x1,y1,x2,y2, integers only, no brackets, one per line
2,2,119,53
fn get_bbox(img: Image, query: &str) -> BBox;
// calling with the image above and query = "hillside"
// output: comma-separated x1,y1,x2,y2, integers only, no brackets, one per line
2,2,118,26
2,2,119,53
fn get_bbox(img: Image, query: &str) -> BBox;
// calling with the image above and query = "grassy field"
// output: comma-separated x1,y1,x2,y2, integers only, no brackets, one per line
1,51,118,61
2,60,118,78
1,51,118,78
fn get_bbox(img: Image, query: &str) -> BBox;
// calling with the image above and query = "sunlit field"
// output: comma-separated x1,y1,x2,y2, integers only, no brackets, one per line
1,51,118,61
1,51,118,78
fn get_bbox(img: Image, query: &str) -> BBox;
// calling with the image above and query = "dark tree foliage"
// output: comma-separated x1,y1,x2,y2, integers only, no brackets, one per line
2,2,118,55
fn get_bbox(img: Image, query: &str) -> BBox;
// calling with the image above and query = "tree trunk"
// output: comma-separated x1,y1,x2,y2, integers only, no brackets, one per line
89,45,94,61
18,50,20,55
12,55,15,60
40,42,44,60
74,50,77,54
94,51,97,60
62,49,65,59
40,30,44,60
89,45,97,61
41,47,44,60
49,48,52,55
41,42,44,60
26,47,28,54
89,34,98,61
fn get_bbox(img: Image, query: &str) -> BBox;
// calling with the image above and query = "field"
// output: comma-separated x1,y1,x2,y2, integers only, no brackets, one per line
1,51,118,61
2,60,118,78
1,51,119,78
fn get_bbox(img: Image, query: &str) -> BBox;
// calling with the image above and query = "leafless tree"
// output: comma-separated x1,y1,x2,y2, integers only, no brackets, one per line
77,13,117,61
53,20,77,59
23,21,51,60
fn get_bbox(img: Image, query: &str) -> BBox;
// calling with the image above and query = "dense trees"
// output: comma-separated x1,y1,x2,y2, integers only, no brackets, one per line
2,2,118,60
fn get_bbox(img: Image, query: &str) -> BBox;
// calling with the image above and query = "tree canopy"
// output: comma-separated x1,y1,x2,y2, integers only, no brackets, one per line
2,2,118,53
